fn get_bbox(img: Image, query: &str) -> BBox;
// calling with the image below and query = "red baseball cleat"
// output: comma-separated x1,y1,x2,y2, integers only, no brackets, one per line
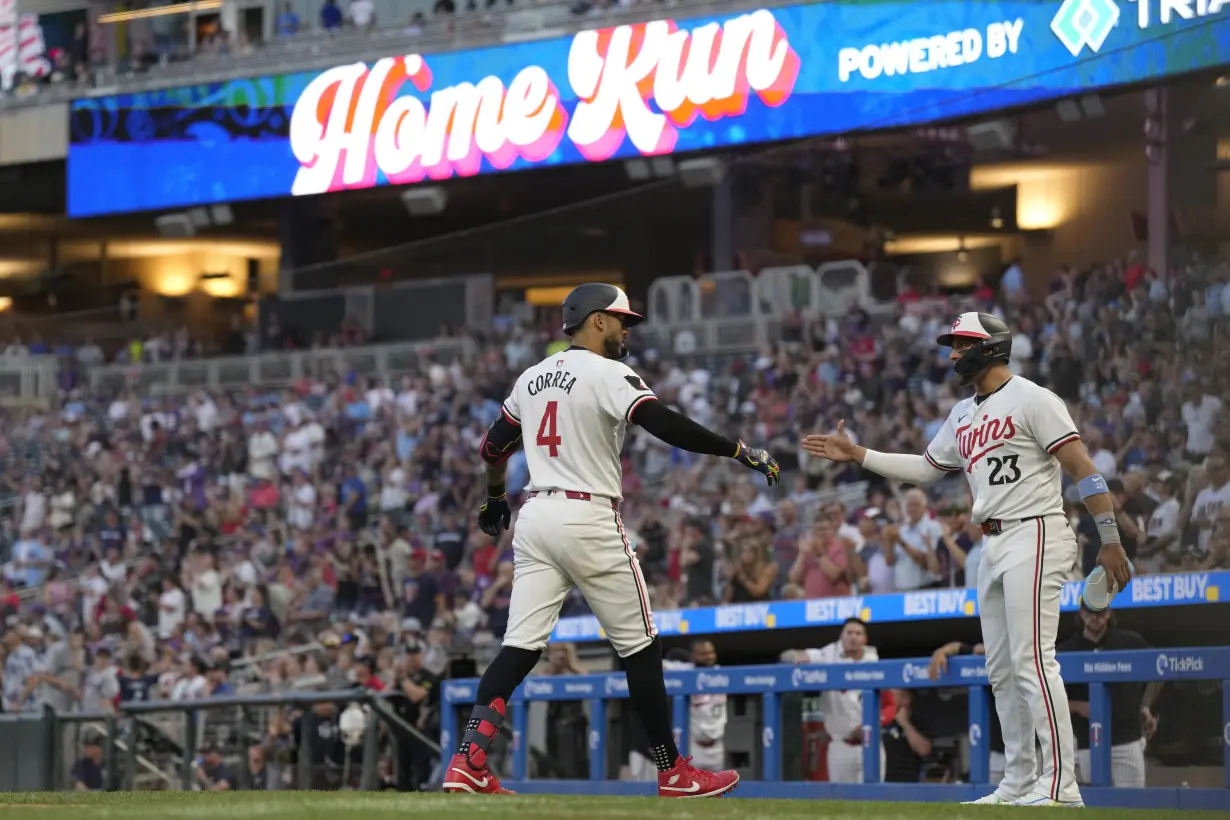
442,697,514,795
442,751,515,795
657,755,739,798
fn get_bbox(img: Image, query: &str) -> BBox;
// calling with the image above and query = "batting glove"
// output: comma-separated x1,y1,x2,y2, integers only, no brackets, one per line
733,440,780,486
477,494,512,537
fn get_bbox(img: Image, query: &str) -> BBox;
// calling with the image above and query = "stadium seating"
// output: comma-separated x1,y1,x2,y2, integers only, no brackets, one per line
0,251,1224,794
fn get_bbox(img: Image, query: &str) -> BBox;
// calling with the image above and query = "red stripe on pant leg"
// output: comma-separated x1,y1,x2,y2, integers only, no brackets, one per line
615,510,654,638
1032,518,1061,799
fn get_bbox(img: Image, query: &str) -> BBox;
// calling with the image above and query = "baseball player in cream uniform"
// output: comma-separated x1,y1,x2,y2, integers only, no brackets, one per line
788,618,888,783
803,312,1133,808
688,640,728,771
444,284,779,798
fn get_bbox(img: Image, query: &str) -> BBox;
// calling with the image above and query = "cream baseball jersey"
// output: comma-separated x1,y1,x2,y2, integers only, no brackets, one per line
923,377,1080,523
502,348,656,500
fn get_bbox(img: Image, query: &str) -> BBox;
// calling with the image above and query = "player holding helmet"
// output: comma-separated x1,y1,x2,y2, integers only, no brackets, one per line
802,311,1133,807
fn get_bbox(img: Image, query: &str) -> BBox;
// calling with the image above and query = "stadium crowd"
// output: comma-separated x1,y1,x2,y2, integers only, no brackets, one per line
0,251,1226,786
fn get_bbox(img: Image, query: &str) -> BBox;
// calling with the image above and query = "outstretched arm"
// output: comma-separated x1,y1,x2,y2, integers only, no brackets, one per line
861,450,952,486
630,399,738,457
631,399,779,484
801,419,953,485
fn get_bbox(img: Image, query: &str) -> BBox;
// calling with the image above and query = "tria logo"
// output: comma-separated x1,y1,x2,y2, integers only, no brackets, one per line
1051,0,1120,56
957,415,1017,468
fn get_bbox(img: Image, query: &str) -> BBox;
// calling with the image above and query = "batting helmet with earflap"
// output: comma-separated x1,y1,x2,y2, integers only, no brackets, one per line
936,312,1012,378
561,283,644,336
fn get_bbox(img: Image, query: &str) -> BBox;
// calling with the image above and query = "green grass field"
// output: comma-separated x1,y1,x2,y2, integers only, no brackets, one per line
0,792,1222,820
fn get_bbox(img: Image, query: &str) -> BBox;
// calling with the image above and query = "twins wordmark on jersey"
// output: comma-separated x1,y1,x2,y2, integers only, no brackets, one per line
503,348,656,501
924,377,1080,524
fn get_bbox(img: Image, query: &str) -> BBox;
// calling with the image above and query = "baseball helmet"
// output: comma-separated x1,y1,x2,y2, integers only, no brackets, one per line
561,283,644,336
936,311,1012,378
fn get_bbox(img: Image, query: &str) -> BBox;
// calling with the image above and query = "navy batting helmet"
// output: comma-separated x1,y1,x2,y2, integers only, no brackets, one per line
937,311,1012,378
561,283,643,336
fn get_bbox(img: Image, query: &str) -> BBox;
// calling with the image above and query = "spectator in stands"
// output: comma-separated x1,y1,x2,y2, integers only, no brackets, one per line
723,537,777,603
319,0,343,29
354,655,385,691
1187,454,1230,559
786,517,850,600
1181,380,1221,460
32,629,85,715
892,489,941,591
1204,508,1230,570
206,659,235,697
275,1,301,36
3,628,39,712
158,577,187,641
117,656,158,703
1140,473,1182,571
348,0,375,28
676,518,716,606
80,646,119,714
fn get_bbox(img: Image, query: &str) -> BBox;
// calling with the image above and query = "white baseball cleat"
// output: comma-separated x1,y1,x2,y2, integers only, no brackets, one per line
1011,791,1085,807
961,792,1015,805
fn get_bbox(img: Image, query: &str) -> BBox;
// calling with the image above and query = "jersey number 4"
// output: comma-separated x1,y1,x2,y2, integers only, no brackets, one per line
536,401,562,458
987,454,1021,485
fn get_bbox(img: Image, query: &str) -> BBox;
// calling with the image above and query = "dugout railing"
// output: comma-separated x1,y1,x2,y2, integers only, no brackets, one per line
0,688,441,793
442,647,1230,810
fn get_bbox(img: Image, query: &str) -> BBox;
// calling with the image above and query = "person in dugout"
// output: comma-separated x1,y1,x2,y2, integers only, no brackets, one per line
929,640,1009,784
389,641,441,791
1057,600,1162,788
784,618,895,783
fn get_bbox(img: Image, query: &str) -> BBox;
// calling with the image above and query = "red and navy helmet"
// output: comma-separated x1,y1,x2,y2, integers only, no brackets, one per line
937,312,1012,378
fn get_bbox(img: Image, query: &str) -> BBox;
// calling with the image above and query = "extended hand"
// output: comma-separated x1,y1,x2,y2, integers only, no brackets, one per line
801,420,860,463
928,648,950,680
1096,541,1134,591
477,494,512,537
734,441,780,486
1140,707,1158,740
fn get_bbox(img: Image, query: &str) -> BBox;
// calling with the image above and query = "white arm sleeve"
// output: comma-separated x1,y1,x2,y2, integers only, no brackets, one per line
862,450,949,485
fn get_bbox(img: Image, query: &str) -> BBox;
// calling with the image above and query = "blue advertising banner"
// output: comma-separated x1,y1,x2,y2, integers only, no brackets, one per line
549,570,1225,642
439,646,1230,808
67,0,1230,217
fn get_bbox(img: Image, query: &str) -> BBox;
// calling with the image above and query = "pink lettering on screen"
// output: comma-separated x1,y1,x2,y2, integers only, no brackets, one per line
288,9,799,194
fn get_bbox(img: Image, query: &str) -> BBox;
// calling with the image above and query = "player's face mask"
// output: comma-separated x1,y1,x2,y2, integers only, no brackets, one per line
951,339,993,384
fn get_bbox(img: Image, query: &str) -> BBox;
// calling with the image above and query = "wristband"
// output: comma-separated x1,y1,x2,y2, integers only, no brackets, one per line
487,483,507,499
1077,473,1109,500
1095,511,1121,545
